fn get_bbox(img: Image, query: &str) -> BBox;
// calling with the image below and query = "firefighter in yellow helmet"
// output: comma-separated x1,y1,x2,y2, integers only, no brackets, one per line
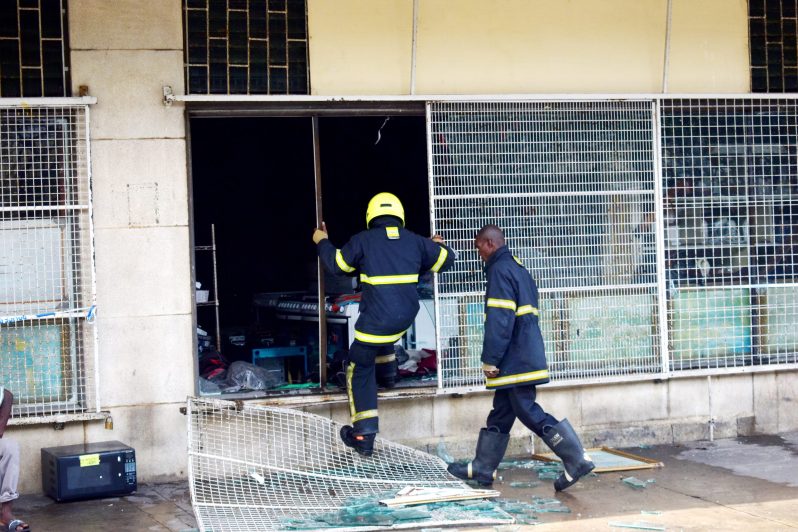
312,193,456,456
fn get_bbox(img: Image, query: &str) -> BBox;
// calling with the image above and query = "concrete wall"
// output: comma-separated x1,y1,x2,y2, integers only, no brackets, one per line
306,372,798,458
307,0,750,94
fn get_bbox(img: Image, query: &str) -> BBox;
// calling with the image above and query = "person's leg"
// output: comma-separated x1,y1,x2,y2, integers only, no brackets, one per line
340,341,379,456
506,384,559,437
374,344,397,389
485,389,518,435
0,437,21,527
447,390,514,486
508,385,594,492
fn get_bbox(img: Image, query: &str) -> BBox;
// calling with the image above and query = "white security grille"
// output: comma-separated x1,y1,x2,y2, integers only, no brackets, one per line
661,98,798,370
187,397,512,531
429,101,661,388
429,97,798,390
0,104,97,417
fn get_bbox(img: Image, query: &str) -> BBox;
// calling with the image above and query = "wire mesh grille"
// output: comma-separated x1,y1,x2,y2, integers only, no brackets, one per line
429,101,661,387
0,105,96,417
0,0,68,97
187,397,511,531
183,0,309,95
661,98,798,370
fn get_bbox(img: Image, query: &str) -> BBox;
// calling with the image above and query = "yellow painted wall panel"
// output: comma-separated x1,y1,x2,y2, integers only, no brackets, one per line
416,0,667,94
307,0,413,94
666,0,749,92
308,0,751,95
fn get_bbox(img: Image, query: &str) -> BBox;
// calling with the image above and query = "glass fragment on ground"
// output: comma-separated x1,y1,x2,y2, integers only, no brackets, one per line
436,440,455,464
622,476,649,489
608,521,666,531
508,481,542,488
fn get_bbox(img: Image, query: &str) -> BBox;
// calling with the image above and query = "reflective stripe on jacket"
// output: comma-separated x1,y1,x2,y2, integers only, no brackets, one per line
318,216,455,344
481,246,550,389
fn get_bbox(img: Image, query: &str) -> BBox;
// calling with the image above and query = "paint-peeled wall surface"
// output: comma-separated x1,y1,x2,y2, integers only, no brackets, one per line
307,0,749,94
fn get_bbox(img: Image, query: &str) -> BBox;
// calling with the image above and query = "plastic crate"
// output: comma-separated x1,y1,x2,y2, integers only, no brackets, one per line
252,346,308,381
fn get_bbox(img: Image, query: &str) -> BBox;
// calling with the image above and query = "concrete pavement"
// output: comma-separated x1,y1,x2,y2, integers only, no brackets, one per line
14,432,798,531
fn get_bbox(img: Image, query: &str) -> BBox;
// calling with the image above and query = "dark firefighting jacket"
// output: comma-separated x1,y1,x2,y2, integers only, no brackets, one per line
481,245,550,390
318,216,455,345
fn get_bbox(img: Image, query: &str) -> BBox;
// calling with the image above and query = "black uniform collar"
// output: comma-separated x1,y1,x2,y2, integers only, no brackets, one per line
369,215,403,229
485,245,511,270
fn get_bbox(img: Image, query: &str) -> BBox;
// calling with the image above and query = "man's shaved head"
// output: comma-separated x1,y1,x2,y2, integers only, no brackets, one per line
476,224,505,246
474,224,505,262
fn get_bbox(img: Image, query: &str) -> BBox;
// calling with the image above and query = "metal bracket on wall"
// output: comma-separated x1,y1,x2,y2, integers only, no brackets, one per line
163,85,175,106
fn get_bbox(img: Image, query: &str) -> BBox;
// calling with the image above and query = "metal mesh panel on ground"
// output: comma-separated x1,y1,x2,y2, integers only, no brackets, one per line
660,98,798,370
429,101,661,388
187,398,512,531
0,105,97,417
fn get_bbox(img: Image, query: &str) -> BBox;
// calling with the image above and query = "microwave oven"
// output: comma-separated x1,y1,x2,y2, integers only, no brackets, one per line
41,440,137,502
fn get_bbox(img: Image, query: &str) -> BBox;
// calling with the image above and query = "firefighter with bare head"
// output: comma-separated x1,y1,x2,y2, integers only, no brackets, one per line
447,224,595,491
313,193,456,456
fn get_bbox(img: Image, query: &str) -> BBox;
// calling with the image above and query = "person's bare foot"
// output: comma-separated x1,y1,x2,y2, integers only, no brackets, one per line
0,519,30,532
1,501,30,531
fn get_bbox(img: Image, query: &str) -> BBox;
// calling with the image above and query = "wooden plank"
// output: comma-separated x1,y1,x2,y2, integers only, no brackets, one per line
530,446,664,473
379,486,500,507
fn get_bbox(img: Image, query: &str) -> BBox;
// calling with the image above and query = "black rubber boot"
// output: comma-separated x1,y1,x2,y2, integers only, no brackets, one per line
340,425,376,457
375,359,398,389
447,427,510,487
540,419,595,491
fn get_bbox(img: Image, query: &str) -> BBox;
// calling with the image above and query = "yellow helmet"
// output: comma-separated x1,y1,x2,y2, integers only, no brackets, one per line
366,192,405,227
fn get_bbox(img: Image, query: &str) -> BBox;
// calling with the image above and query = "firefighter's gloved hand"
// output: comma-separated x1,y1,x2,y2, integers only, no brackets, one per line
312,228,328,244
482,363,500,378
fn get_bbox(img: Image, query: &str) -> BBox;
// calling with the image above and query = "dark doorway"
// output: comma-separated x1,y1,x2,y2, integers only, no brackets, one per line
189,114,429,394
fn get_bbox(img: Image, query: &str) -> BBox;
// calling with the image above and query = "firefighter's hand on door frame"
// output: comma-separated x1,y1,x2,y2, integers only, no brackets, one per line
313,222,328,244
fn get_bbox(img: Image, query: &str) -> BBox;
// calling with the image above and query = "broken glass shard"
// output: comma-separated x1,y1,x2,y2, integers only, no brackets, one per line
509,481,542,488
436,440,455,464
608,521,665,531
622,476,648,489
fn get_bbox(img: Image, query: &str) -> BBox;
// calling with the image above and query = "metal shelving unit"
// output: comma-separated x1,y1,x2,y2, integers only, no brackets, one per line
196,224,221,351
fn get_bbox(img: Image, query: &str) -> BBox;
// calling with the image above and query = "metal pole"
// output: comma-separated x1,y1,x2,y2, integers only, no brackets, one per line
211,224,221,352
312,116,328,389
652,99,671,377
425,102,444,392
410,0,419,95
662,0,673,93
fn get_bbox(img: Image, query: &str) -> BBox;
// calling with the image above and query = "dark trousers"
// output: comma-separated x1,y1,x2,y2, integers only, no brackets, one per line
346,341,394,435
485,384,559,437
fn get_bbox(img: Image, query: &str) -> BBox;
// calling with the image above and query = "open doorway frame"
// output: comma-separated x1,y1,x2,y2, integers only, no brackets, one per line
186,101,432,397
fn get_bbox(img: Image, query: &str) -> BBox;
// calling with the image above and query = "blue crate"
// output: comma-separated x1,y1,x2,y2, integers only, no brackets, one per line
252,346,307,360
252,346,308,379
